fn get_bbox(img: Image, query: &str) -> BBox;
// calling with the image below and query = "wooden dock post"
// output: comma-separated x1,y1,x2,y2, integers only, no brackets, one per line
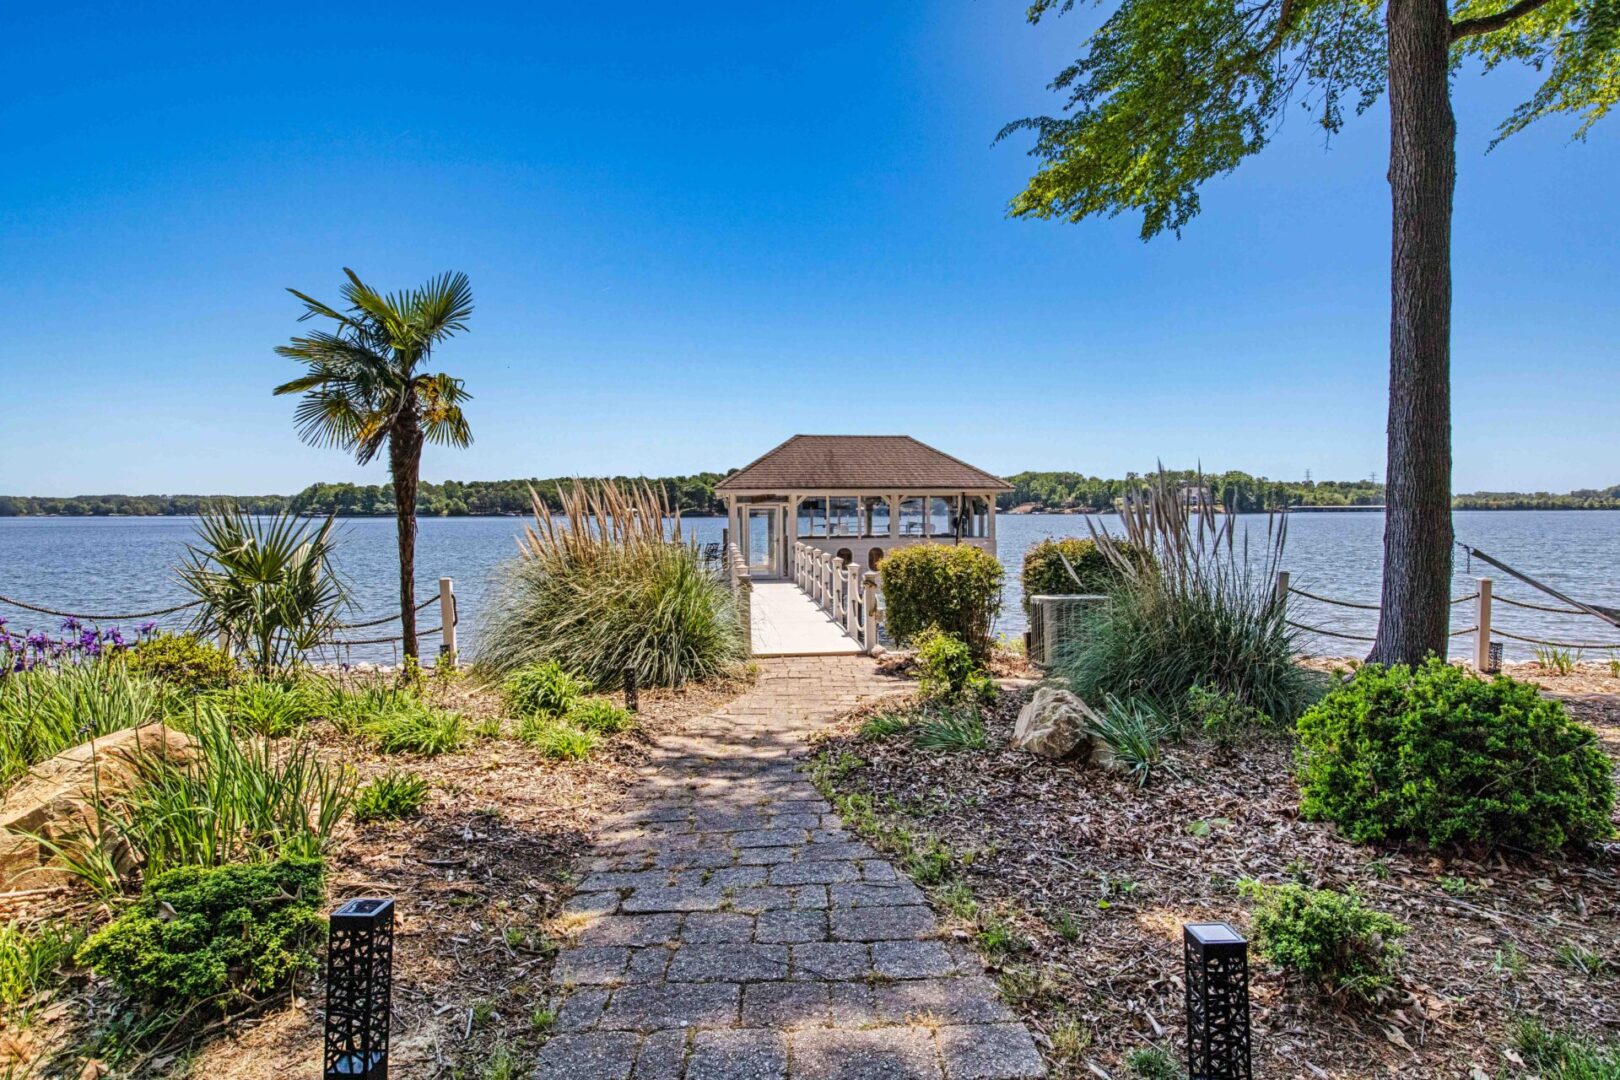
1275,571,1290,613
438,577,457,667
1475,577,1493,673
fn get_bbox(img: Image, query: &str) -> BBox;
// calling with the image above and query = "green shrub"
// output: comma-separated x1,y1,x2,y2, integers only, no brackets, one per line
567,697,633,734
0,920,81,1016
1514,1020,1620,1079
126,633,237,691
77,855,326,1007
477,481,747,687
1086,695,1173,788
1124,1045,1178,1080
1239,880,1405,999
913,627,997,706
1021,537,1144,613
912,708,989,752
505,661,584,719
1182,683,1270,738
353,771,430,823
0,661,172,792
209,678,321,737
369,704,465,756
105,707,352,880
880,544,1004,658
518,718,597,760
1296,659,1616,851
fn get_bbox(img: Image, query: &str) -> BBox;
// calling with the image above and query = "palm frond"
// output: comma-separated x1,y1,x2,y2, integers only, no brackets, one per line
412,272,475,341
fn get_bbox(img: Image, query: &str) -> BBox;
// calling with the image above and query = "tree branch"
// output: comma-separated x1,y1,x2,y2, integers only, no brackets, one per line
1450,0,1558,41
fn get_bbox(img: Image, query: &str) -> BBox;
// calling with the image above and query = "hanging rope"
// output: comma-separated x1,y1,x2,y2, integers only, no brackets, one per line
1287,619,1376,642
324,624,443,648
1288,586,1477,610
0,594,202,621
331,595,439,629
1490,628,1620,651
1491,594,1587,616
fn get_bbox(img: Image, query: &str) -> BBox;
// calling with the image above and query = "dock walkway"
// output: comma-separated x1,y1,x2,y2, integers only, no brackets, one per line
750,581,862,657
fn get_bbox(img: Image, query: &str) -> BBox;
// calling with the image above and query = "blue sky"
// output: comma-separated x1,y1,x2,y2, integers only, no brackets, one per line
2,2,1615,496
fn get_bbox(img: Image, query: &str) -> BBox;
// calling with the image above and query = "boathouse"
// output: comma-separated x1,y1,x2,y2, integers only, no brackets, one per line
716,435,1012,581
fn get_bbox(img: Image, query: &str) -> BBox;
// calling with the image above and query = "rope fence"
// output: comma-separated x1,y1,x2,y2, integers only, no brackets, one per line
1,577,462,662
1283,571,1620,662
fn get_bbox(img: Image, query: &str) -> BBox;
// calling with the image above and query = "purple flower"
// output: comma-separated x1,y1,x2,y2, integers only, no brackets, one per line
62,618,82,633
107,628,125,648
26,632,48,650
138,621,158,637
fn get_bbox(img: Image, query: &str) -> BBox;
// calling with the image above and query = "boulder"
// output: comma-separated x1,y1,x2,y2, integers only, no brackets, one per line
1013,686,1100,760
0,725,196,889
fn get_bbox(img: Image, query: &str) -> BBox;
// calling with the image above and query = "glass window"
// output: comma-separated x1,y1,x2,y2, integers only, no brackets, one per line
862,496,890,538
899,497,925,537
926,496,956,537
797,497,826,538
829,496,860,537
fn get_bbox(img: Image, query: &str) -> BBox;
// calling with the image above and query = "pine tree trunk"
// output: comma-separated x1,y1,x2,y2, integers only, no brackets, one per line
1369,0,1456,666
390,421,425,661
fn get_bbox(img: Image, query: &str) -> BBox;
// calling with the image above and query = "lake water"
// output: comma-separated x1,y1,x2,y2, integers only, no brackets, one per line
2,511,1617,663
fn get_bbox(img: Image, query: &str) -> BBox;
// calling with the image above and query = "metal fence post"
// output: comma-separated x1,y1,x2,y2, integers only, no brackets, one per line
437,577,457,667
1475,577,1493,672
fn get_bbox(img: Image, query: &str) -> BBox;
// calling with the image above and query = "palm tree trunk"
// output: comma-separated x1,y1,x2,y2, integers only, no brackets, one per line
1369,0,1456,666
390,422,425,660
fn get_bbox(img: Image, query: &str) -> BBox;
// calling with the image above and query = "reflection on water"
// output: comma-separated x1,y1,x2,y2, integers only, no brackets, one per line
2,510,1617,663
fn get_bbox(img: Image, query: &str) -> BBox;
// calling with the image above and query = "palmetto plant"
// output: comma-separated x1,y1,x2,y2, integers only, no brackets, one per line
179,506,348,676
274,268,473,659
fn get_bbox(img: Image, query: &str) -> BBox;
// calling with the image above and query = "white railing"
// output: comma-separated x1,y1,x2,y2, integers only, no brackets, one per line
727,542,753,657
793,542,881,655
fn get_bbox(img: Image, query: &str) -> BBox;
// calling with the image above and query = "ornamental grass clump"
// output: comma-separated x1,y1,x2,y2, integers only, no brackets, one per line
1296,658,1615,852
1239,879,1406,1001
880,544,1003,659
478,481,747,688
1057,466,1314,724
352,771,430,823
505,660,584,719
0,659,172,792
77,854,326,1009
107,707,352,879
519,718,597,760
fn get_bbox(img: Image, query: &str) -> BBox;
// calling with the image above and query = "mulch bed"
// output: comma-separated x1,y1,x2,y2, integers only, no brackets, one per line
6,673,749,1079
810,672,1620,1079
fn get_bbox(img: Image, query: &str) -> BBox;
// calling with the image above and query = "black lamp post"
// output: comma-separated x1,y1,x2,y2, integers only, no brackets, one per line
623,666,639,713
1184,922,1252,1080
325,897,395,1080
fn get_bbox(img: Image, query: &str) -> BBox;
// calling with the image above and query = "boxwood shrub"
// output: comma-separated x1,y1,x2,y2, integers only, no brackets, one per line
879,544,1003,657
1296,658,1616,852
77,855,326,1007
1019,536,1144,614
1239,879,1406,1000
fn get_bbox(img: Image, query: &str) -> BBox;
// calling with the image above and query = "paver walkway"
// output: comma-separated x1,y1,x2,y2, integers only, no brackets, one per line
750,582,863,657
535,656,1047,1080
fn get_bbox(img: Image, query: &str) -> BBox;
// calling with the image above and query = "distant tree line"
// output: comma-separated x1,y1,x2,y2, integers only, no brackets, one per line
4,473,1618,518
996,472,1620,512
0,474,731,518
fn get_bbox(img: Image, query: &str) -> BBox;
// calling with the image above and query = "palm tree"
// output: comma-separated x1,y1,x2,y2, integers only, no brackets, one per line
274,268,473,660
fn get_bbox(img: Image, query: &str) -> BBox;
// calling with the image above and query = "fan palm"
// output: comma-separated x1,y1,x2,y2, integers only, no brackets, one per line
274,268,473,659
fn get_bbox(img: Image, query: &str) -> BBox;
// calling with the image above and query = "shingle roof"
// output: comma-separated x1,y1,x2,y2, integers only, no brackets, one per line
715,435,1012,493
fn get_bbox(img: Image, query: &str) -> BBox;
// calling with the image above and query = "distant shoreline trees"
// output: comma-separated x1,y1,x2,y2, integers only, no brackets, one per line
4,473,1617,517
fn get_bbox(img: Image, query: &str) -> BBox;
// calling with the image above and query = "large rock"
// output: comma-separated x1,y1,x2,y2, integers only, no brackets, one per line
1013,686,1101,760
0,725,196,889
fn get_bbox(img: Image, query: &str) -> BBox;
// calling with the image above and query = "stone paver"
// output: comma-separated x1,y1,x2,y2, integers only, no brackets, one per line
538,657,1045,1078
